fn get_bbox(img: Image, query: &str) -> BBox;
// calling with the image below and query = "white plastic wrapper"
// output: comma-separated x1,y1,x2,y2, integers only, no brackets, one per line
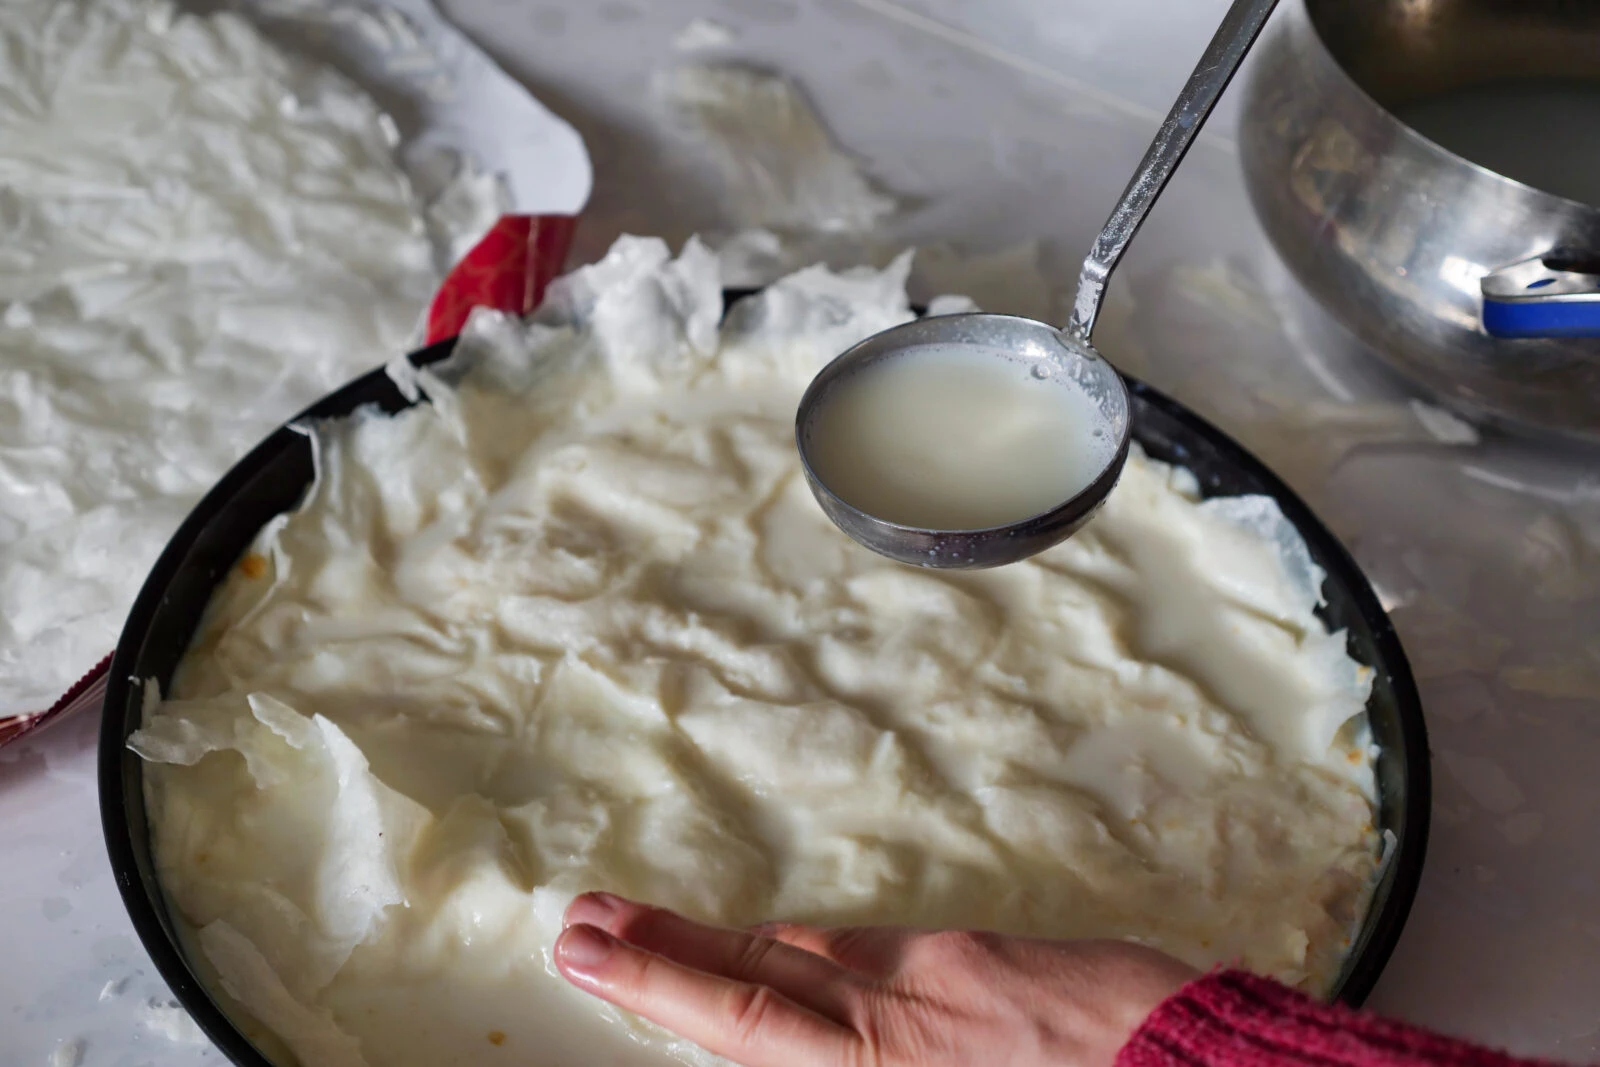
0,0,590,724
227,0,591,220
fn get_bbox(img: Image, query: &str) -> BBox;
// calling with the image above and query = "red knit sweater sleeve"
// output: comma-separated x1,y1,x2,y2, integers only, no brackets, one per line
1118,970,1566,1067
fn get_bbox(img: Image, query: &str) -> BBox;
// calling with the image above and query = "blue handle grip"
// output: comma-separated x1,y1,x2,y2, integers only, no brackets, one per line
1481,251,1600,339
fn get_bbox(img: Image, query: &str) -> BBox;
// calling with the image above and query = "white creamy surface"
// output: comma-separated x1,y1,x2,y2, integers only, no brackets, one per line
9,3,1598,1062
807,342,1116,529
132,237,1380,1067
0,0,455,716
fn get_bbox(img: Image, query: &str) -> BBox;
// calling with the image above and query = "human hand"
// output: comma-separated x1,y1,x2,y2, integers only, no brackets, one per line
553,892,1198,1067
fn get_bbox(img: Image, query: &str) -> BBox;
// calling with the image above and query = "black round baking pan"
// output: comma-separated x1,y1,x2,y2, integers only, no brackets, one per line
99,289,1430,1067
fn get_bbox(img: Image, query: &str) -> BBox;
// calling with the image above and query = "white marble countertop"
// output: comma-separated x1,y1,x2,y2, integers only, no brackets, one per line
5,0,1600,1064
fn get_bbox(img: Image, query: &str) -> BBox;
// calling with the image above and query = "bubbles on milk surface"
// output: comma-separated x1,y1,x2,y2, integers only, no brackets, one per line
807,343,1114,530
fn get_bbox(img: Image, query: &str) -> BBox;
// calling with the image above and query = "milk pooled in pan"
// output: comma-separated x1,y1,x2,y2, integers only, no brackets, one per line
132,238,1381,1067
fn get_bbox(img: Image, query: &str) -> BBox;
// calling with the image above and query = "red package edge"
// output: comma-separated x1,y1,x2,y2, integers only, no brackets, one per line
425,213,577,345
5,213,576,748
0,653,111,748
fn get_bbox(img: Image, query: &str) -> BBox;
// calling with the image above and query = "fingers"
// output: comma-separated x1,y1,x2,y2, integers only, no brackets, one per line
757,921,911,979
555,923,860,1067
563,893,859,1020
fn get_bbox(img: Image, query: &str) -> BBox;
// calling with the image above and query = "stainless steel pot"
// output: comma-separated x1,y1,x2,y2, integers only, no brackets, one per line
1238,0,1600,443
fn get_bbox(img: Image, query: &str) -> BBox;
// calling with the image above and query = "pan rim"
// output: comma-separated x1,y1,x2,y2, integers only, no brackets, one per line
98,290,1430,1067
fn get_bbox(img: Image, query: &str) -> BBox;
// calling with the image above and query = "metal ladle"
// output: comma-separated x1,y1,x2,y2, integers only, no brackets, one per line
795,0,1280,569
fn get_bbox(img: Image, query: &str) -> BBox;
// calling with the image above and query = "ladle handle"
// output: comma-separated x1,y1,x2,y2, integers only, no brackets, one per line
1067,0,1280,340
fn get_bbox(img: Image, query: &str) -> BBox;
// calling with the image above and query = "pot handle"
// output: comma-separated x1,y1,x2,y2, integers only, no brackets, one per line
1481,250,1600,338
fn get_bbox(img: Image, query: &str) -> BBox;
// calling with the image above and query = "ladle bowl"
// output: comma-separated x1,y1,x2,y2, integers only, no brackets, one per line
795,314,1131,569
793,0,1279,567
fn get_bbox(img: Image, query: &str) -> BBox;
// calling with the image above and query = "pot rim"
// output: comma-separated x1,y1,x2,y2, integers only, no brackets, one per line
1285,0,1600,219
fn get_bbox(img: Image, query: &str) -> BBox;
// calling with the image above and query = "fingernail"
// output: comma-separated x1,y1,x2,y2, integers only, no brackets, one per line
565,891,622,929
557,924,614,973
